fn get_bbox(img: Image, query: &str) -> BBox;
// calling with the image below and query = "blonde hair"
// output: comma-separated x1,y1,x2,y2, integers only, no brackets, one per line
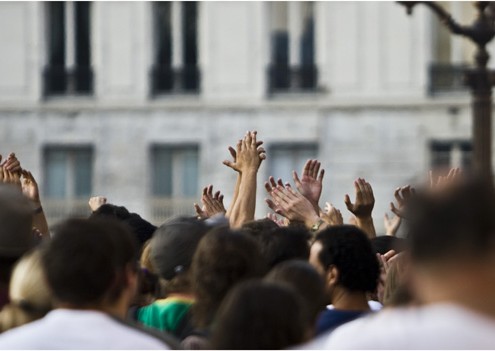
383,253,412,307
0,249,52,332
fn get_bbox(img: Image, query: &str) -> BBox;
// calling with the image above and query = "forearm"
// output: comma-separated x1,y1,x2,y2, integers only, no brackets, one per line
226,173,241,218
32,202,50,239
229,170,257,228
355,216,376,239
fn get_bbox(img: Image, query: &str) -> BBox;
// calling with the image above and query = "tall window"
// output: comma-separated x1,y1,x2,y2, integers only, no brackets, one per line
44,2,93,96
268,2,317,93
268,143,318,180
43,146,93,224
151,1,200,95
428,2,469,95
430,140,472,170
150,145,199,223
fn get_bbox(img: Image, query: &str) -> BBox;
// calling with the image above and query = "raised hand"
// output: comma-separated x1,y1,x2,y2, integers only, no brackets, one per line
0,168,22,191
89,196,107,212
344,178,375,218
293,159,325,211
390,185,415,218
21,170,41,204
384,212,402,236
223,131,266,173
320,202,344,226
344,178,376,238
0,153,22,173
194,185,226,219
429,168,462,191
267,182,322,229
265,176,285,214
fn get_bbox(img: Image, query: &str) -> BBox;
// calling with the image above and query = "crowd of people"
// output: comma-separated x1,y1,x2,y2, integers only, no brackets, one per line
0,131,494,349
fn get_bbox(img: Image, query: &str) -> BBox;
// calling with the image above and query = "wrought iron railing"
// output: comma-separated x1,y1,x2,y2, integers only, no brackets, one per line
43,65,93,96
150,197,197,226
268,64,318,93
150,65,200,95
428,63,469,95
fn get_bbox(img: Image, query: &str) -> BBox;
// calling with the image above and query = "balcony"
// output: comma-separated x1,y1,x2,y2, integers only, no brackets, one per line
43,65,93,97
428,63,469,96
268,64,318,93
150,197,197,226
43,198,91,228
150,65,200,95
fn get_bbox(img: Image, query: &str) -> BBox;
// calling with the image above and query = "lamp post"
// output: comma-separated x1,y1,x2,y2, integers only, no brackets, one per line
398,1,495,183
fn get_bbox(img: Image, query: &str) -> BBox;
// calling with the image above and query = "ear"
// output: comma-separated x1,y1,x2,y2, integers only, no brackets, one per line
325,265,339,287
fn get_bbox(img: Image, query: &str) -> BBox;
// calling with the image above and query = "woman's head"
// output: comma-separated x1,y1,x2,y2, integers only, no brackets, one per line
0,249,52,332
211,280,307,350
191,227,264,328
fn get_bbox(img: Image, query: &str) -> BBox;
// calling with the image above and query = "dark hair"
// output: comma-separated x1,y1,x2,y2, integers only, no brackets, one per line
191,227,264,328
242,224,310,270
241,218,279,238
42,218,138,307
371,236,407,255
406,177,495,263
315,225,379,293
211,280,307,350
90,204,156,249
265,260,326,326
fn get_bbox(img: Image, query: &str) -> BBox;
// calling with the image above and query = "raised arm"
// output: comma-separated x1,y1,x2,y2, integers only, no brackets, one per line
344,178,376,239
21,170,50,239
227,131,265,228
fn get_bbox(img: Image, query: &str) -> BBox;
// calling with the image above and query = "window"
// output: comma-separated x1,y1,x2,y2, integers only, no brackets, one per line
43,1,93,96
268,2,317,93
430,140,472,170
428,2,469,95
268,143,318,180
150,145,199,223
43,146,93,224
151,1,200,95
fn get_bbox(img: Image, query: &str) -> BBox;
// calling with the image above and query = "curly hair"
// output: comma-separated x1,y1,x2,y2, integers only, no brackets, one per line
314,225,379,293
191,227,264,328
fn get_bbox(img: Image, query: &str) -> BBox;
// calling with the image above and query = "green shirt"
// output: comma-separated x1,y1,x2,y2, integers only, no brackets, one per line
137,296,194,335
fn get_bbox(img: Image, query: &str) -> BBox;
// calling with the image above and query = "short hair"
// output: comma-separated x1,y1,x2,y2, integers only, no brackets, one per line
42,218,138,306
406,177,495,263
211,280,307,350
265,260,326,325
370,236,407,255
314,225,379,293
242,225,310,270
241,218,279,238
191,227,264,327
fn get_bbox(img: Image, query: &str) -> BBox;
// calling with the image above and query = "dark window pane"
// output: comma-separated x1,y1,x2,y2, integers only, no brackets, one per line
153,148,173,196
74,149,93,197
154,1,172,66
300,4,314,66
183,2,197,66
75,2,91,66
47,2,65,66
272,31,289,66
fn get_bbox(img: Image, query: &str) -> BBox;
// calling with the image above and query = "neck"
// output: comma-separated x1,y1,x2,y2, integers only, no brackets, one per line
413,257,495,319
331,287,370,311
57,297,128,320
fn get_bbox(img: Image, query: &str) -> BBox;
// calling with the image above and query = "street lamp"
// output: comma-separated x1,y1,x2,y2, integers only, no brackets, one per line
398,1,495,183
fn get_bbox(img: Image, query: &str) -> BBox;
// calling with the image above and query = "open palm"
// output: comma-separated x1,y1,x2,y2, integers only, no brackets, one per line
293,159,325,210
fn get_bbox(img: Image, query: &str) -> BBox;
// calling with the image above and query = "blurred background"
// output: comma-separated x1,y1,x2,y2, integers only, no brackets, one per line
0,1,486,230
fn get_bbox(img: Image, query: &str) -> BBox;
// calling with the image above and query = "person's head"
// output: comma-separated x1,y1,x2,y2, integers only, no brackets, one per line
42,218,139,316
310,225,379,301
242,224,310,270
241,218,279,238
382,253,413,307
0,249,52,332
0,185,36,288
211,280,307,350
191,227,264,328
265,260,325,332
150,216,209,294
90,204,156,250
371,236,407,255
405,177,495,311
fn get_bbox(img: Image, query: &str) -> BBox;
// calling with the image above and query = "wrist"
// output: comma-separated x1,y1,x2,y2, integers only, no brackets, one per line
305,214,322,230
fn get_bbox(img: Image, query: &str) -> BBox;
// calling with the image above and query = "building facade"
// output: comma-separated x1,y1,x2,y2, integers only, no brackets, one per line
0,1,488,231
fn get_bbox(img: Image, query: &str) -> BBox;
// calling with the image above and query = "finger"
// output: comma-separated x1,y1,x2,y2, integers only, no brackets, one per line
256,141,263,147
269,176,277,188
265,181,273,193
250,131,257,146
277,178,284,187
194,203,203,216
318,169,325,183
257,147,266,154
228,146,237,160
214,191,220,200
223,160,235,169
312,161,321,179
236,140,242,153
303,159,312,177
390,202,402,217
207,185,213,197
383,249,397,261
265,198,278,212
219,195,224,204
202,186,208,196
344,194,353,211
293,171,302,189
325,202,331,213
394,188,403,206
354,180,364,202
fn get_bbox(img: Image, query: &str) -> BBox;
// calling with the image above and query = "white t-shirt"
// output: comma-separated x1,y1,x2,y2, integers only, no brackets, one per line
0,309,171,350
300,303,495,349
